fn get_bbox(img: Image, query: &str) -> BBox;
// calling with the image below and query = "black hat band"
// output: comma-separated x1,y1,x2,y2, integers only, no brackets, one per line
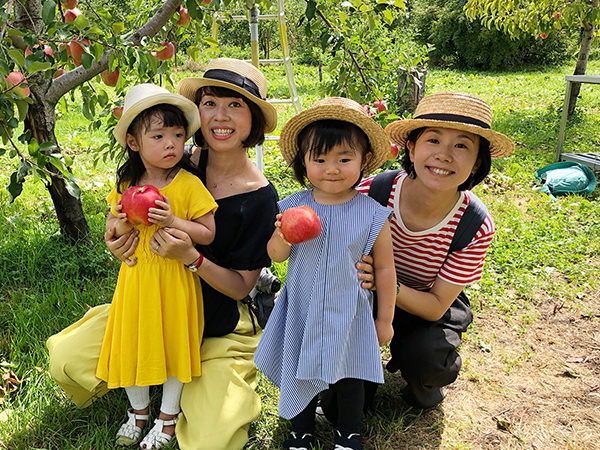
415,113,490,129
203,69,264,100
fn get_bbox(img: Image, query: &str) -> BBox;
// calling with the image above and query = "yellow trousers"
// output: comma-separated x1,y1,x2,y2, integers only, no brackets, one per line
47,303,262,450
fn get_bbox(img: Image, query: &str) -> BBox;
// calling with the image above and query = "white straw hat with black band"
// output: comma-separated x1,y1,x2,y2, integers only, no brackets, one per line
178,58,277,133
113,83,201,147
385,92,514,159
279,97,390,175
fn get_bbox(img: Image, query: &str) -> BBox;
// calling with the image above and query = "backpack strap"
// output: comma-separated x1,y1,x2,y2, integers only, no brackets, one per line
368,170,401,207
449,192,488,254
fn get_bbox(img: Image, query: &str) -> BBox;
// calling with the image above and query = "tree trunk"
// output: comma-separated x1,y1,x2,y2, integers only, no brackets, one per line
15,0,91,244
567,1,598,116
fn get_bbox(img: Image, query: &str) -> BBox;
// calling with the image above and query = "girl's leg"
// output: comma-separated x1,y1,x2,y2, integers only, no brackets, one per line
283,395,318,450
139,377,182,450
117,385,150,445
333,378,364,450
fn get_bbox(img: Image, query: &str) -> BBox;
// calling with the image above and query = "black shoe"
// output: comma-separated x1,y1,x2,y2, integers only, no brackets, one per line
401,385,444,409
333,429,363,450
283,431,315,450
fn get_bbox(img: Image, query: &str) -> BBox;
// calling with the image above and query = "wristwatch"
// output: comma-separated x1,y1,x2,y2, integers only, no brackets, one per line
186,253,204,272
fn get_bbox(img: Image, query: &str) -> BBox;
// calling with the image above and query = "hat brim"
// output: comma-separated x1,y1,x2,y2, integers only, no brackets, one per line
177,77,277,133
385,119,514,159
279,105,390,175
113,93,200,147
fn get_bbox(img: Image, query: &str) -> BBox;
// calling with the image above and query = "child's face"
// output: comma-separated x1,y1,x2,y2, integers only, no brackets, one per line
126,116,186,173
304,144,370,200
407,127,480,193
198,94,252,152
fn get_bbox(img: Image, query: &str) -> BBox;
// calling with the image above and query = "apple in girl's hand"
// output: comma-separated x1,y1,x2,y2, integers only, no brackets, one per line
120,185,162,226
280,206,322,244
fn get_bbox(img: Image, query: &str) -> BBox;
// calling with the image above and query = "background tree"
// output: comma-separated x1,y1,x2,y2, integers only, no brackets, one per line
464,0,599,116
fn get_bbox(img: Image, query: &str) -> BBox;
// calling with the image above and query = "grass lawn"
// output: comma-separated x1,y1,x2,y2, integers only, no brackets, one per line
1,60,599,450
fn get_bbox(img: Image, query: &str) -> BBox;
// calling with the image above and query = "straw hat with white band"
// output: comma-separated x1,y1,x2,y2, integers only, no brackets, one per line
178,58,277,133
113,83,200,147
385,92,514,159
279,97,390,175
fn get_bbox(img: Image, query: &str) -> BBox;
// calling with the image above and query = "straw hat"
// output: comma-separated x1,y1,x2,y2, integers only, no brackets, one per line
113,83,200,147
385,92,514,159
177,58,277,133
279,97,390,175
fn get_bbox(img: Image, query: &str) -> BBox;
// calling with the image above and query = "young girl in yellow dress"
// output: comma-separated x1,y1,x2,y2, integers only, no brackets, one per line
96,84,218,449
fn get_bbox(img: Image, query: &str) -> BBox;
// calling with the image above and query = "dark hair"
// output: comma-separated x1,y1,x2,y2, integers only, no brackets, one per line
402,127,492,191
192,85,266,149
116,103,195,192
291,119,372,188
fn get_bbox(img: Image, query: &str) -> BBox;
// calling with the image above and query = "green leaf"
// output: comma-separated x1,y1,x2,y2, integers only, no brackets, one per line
15,100,29,121
112,22,126,33
305,0,316,20
64,178,81,199
26,61,52,73
7,29,26,37
7,48,25,68
8,171,24,202
42,0,57,25
73,14,90,30
39,142,57,153
383,9,394,25
81,52,94,70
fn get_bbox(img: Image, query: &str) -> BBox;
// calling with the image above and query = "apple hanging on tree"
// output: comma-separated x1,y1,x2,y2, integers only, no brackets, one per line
61,0,77,9
177,7,192,26
101,68,119,87
151,42,175,60
5,72,30,98
120,185,163,226
280,206,322,244
64,7,82,22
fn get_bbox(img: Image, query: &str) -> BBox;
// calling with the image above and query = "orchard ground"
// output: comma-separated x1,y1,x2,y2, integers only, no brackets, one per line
1,61,599,450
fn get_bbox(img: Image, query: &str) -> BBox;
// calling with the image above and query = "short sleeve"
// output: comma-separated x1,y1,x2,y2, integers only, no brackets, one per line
106,185,121,216
180,174,218,221
364,199,392,255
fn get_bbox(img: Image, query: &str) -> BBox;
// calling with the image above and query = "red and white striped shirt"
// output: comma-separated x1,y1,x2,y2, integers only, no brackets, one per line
357,171,495,290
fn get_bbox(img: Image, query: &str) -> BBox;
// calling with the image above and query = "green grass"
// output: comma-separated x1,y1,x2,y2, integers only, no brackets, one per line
1,60,600,449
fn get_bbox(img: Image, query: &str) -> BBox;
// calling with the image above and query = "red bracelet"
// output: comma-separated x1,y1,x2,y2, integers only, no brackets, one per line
185,253,204,272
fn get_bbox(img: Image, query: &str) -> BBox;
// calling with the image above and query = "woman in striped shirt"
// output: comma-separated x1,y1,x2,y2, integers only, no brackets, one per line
352,92,515,411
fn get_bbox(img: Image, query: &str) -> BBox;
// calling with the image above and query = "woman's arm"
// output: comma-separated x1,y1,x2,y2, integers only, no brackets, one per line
371,220,395,346
150,226,260,300
396,279,465,322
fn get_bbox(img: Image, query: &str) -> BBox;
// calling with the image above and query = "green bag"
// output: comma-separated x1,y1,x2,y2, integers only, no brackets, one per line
534,161,597,200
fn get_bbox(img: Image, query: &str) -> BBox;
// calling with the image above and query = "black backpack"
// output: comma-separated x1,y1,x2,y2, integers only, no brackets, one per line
367,170,488,254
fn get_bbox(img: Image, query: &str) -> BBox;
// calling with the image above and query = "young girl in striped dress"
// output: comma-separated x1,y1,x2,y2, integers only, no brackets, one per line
254,98,397,450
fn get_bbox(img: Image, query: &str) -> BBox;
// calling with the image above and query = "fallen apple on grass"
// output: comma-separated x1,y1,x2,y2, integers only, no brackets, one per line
120,185,162,226
280,205,322,244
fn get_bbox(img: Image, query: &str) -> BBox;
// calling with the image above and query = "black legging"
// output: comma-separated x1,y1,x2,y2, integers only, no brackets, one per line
291,378,364,435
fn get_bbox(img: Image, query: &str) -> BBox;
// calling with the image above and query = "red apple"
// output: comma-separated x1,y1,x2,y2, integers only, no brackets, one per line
101,68,119,87
61,0,77,8
177,7,192,26
25,44,54,58
54,68,67,78
373,99,387,112
120,185,162,226
64,7,82,22
280,206,322,244
540,32,547,39
5,72,30,98
202,0,211,5
112,106,123,119
68,40,87,66
151,41,175,60
387,142,400,160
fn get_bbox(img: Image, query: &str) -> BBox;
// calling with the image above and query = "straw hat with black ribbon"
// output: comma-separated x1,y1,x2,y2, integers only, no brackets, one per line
113,83,200,147
279,97,390,175
385,92,514,159
178,58,277,133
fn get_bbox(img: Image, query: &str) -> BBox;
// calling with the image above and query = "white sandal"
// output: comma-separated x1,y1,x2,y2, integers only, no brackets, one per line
139,416,178,450
116,408,149,446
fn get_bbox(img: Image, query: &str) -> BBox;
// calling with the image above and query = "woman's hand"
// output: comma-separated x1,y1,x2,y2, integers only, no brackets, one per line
356,254,375,290
105,226,139,267
150,227,199,265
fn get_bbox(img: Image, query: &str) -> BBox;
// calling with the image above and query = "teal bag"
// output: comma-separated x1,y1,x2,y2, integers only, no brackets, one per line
534,161,597,200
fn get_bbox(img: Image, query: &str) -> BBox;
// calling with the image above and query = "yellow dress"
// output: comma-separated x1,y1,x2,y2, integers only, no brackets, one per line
95,169,217,388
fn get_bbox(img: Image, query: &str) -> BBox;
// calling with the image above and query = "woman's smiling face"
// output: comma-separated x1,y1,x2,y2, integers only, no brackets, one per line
198,94,252,152
407,127,481,193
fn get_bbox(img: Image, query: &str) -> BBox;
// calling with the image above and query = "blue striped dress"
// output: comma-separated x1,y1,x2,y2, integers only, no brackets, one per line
254,189,391,419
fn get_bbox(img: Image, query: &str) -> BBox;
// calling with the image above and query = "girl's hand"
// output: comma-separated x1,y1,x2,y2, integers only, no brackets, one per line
150,226,198,265
105,226,139,267
375,318,394,346
274,213,291,246
148,195,175,228
357,254,375,290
